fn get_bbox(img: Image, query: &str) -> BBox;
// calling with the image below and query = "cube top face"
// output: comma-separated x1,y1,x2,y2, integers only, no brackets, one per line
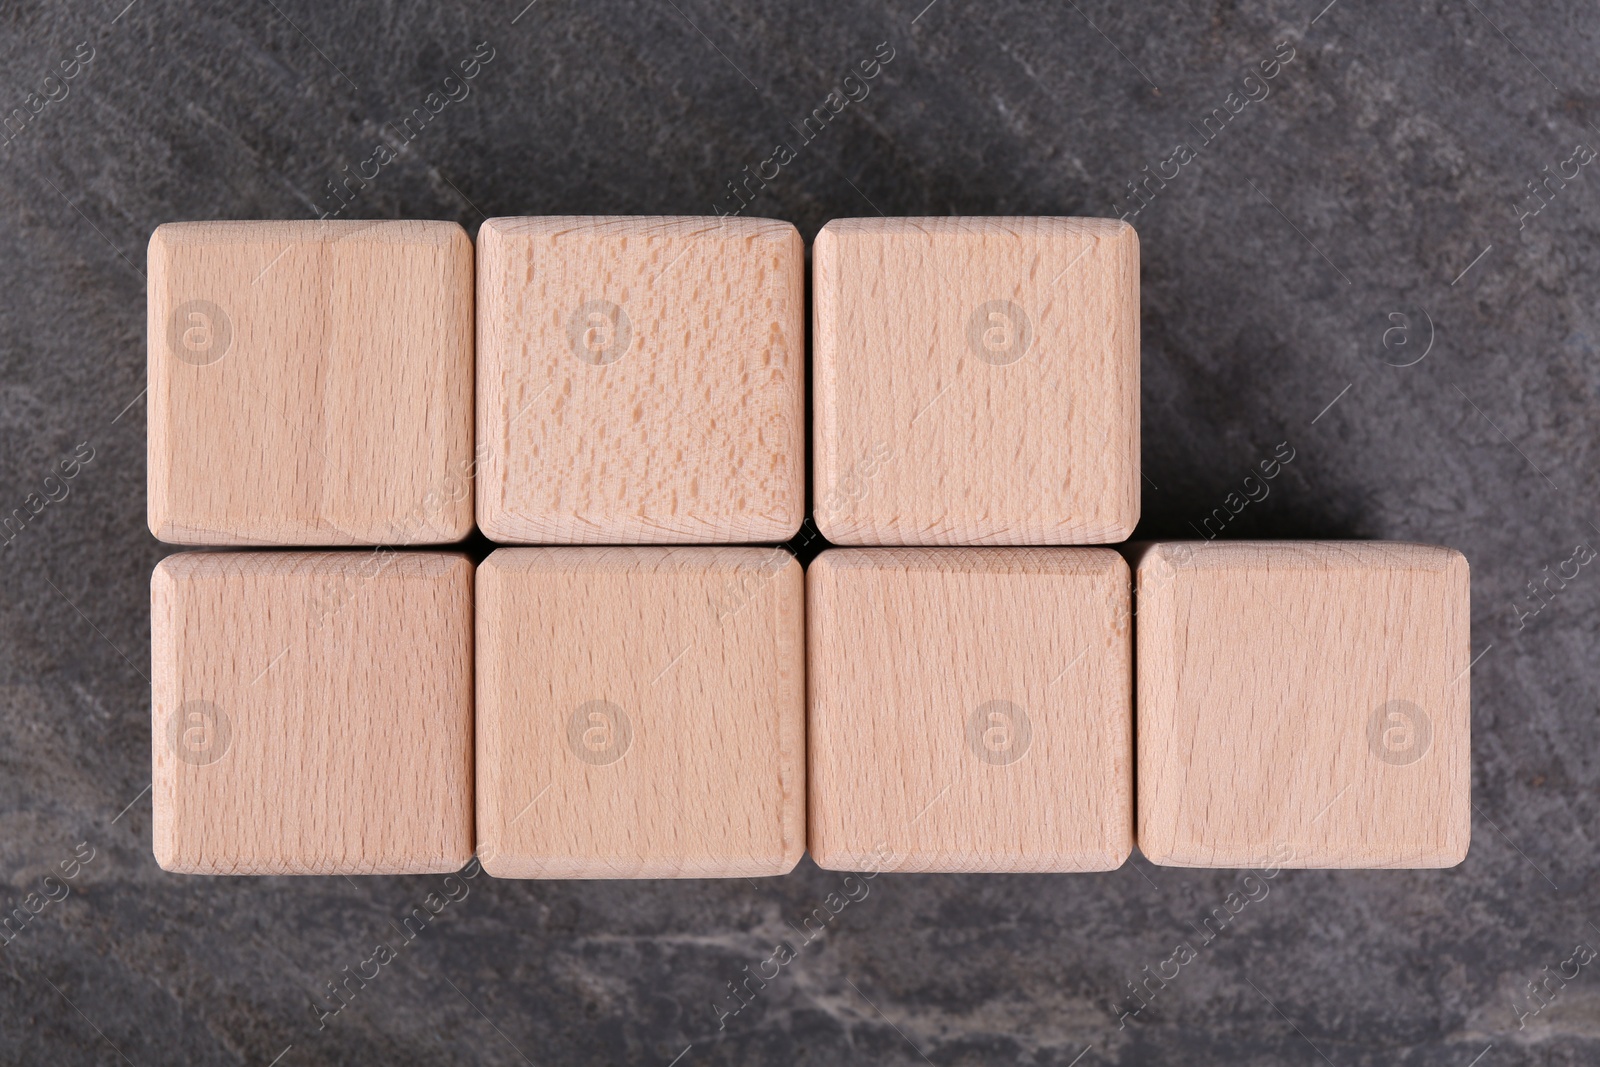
807,547,1133,873
147,220,475,546
812,217,1139,546
475,546,805,878
1135,541,1471,869
476,216,805,544
151,551,474,875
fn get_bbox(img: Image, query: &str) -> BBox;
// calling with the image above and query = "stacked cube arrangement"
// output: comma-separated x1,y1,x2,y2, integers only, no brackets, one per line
147,215,1471,879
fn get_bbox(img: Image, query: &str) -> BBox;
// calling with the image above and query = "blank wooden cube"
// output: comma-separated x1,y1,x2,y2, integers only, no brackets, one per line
148,220,474,545
476,216,805,544
151,551,473,874
808,548,1132,873
813,217,1139,546
1135,541,1471,868
475,547,804,877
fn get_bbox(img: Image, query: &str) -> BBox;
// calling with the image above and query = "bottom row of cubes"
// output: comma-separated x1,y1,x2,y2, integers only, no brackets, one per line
151,542,1470,877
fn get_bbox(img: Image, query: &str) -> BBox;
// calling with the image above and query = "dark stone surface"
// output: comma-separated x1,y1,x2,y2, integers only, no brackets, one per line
1,0,1597,1062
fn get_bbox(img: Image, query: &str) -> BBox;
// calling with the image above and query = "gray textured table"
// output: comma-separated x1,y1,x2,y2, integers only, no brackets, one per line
2,1,1597,1063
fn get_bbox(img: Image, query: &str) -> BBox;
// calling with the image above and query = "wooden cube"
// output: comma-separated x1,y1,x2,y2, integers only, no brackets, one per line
151,551,474,874
1135,541,1471,868
475,547,804,877
476,216,805,544
812,217,1139,546
807,548,1132,873
148,220,474,545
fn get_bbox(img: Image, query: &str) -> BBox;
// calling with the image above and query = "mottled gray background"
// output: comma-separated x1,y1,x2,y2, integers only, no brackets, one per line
1,0,1597,1063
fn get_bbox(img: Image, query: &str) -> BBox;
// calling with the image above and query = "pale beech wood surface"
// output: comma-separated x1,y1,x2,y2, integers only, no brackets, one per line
476,547,805,878
1134,541,1471,868
151,551,474,875
812,217,1139,546
477,216,805,544
147,220,475,545
807,547,1133,873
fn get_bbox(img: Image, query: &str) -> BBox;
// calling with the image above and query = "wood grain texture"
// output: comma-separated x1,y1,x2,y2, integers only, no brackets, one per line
812,217,1139,546
476,546,805,878
807,548,1132,873
1134,541,1471,869
151,551,474,875
148,220,474,545
476,216,805,544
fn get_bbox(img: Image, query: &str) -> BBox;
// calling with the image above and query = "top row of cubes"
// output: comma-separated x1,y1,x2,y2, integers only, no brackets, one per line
147,217,1139,547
